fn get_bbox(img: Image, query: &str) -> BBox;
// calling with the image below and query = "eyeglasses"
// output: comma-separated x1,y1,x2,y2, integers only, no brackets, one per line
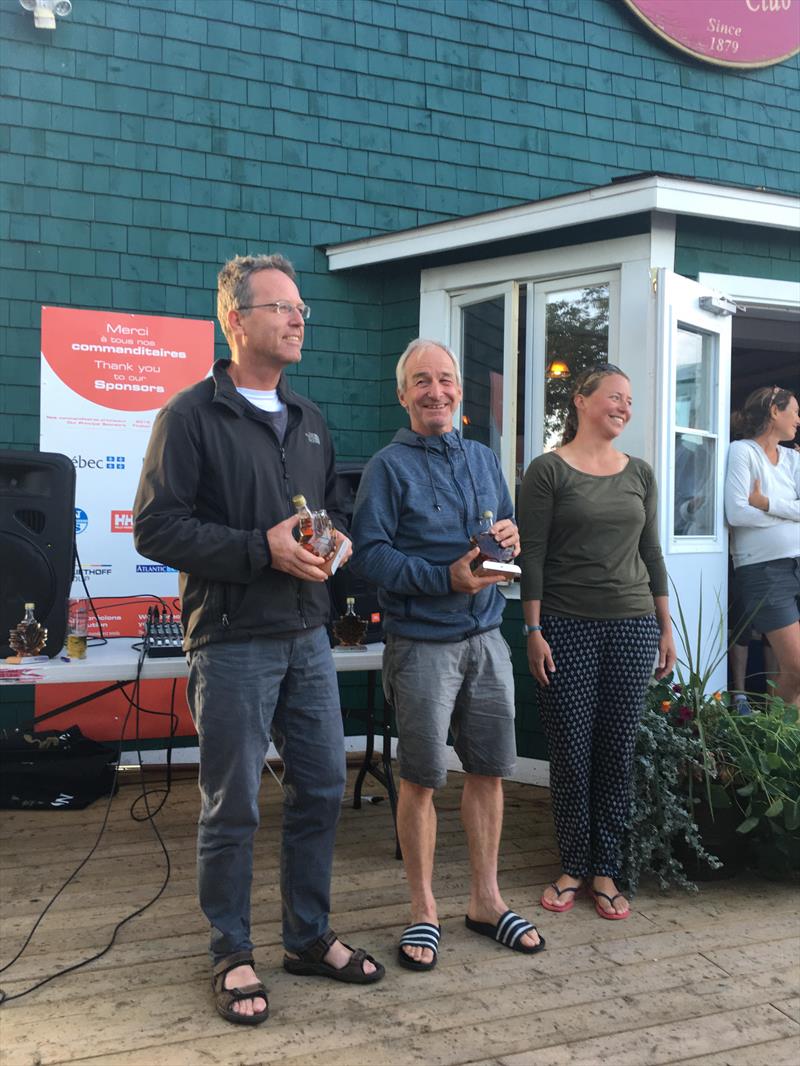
238,301,311,320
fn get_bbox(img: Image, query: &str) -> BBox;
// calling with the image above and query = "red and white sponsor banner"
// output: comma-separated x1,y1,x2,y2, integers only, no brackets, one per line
623,0,800,68
40,307,213,600
38,307,212,740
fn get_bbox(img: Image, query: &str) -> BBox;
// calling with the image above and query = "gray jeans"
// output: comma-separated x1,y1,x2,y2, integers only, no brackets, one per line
187,627,346,964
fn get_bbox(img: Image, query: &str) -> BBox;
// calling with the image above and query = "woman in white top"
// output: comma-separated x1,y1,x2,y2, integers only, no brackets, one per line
724,386,800,708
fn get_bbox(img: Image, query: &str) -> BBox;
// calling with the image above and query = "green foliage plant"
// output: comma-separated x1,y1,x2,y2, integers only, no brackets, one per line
622,579,800,890
669,579,800,872
714,698,800,879
622,687,722,897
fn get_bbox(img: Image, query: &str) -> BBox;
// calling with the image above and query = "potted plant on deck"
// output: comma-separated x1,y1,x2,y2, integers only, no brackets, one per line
622,587,800,894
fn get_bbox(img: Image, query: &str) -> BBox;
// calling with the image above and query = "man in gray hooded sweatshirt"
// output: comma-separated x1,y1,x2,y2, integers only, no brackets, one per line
351,339,545,972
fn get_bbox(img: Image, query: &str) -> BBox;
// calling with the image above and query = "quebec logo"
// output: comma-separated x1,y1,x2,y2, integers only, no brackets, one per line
72,455,126,470
111,510,134,532
136,564,178,573
75,507,88,534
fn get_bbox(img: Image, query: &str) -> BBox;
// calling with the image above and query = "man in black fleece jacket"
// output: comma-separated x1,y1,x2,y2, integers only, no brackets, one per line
134,254,384,1026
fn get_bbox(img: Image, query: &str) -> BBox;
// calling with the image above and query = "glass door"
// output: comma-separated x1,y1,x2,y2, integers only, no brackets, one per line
451,282,520,496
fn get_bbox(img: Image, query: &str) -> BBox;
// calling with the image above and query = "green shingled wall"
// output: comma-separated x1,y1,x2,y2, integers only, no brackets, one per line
2,0,799,453
675,219,800,284
1,0,798,750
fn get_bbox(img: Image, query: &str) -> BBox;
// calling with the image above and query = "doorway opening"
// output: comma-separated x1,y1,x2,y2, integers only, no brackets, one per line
727,306,800,700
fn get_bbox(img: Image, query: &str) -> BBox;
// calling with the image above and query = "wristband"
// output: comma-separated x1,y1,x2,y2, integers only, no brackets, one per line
522,623,542,636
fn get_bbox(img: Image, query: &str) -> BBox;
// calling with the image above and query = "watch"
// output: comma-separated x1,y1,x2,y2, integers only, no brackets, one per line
522,623,542,636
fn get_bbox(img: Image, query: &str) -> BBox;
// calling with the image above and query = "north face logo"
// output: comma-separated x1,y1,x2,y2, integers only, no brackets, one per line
305,432,320,445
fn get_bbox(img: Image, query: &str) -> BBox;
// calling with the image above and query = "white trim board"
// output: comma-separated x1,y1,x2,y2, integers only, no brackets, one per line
326,176,800,272
126,738,551,787
420,233,649,293
697,274,800,308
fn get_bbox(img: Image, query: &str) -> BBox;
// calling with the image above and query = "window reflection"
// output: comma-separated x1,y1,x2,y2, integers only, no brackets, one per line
676,329,714,431
462,297,504,458
674,432,716,536
674,327,717,537
516,285,527,491
543,284,609,450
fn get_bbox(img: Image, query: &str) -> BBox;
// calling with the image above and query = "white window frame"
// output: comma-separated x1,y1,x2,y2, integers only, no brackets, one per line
419,235,644,486
671,329,721,547
655,270,733,555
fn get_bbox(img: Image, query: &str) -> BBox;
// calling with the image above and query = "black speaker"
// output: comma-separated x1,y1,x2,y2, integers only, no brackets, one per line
0,450,76,659
330,463,383,643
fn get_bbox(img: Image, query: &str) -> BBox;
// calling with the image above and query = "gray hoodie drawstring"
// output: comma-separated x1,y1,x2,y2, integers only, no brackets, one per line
453,434,483,521
421,438,442,511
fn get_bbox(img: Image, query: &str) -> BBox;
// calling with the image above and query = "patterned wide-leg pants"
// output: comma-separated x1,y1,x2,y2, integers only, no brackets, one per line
537,614,660,880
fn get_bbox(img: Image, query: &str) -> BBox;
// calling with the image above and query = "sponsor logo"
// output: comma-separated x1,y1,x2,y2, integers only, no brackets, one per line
72,455,126,470
77,563,113,578
136,564,178,573
75,507,88,534
111,510,134,532
305,432,321,445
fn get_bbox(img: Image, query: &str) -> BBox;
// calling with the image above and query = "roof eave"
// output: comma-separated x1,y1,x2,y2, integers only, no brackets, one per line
325,174,800,272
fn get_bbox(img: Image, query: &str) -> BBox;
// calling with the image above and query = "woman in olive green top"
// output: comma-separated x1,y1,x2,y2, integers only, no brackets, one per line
519,365,676,920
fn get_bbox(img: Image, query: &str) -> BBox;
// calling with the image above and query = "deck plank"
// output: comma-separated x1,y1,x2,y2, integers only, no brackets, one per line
1,770,798,1066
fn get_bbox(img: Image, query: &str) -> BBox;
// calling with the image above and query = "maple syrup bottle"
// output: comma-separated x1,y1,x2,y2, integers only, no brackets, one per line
292,494,335,558
293,494,315,545
333,597,367,647
9,603,48,658
470,511,515,569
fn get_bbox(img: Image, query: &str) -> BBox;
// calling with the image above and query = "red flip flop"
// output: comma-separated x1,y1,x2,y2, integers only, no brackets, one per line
590,889,630,920
540,881,583,913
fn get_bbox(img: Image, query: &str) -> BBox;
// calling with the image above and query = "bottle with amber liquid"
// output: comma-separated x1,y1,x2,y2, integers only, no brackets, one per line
293,494,314,543
292,494,335,558
333,597,368,648
66,598,88,659
8,602,48,659
470,511,521,577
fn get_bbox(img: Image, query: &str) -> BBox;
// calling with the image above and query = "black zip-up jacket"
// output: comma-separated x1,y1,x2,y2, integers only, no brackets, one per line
133,359,345,651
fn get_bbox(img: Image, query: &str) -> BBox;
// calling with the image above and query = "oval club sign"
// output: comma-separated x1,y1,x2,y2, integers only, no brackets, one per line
623,0,800,69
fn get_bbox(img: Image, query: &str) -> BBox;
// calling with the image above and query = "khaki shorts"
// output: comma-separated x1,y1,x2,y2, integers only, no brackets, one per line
382,628,517,789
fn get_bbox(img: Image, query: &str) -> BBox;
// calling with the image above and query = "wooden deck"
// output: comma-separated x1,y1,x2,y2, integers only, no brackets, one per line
1,765,798,1066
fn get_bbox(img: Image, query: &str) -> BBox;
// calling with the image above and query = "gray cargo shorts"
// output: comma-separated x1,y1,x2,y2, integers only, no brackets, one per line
382,628,517,790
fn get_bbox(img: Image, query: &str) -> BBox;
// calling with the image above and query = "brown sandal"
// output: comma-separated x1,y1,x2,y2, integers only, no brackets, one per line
212,950,269,1026
283,928,385,984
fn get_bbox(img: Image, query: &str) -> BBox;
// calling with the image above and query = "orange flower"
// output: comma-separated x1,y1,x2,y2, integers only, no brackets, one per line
660,700,671,712
713,691,722,701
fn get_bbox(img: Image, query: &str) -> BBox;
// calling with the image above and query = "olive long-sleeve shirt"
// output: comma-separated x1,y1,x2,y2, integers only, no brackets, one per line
519,452,668,620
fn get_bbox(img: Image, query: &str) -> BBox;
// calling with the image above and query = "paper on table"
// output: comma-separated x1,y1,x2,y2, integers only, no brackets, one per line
0,667,47,684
